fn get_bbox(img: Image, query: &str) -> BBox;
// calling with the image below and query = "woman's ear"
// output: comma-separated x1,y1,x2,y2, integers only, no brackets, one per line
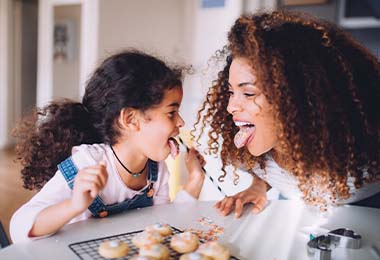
118,108,140,131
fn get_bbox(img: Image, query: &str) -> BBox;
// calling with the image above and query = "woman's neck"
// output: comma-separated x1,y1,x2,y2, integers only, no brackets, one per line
271,149,295,172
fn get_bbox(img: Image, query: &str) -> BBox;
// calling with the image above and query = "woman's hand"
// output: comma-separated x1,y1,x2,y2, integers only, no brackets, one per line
69,161,108,213
214,176,268,218
183,148,206,198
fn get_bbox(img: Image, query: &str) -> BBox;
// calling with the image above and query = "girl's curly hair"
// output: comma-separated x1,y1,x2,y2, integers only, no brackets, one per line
192,10,380,207
13,50,182,190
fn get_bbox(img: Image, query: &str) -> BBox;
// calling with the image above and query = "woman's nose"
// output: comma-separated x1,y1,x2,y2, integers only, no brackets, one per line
227,95,241,114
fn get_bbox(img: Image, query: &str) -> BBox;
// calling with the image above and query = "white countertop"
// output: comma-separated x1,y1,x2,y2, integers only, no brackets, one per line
1,200,380,260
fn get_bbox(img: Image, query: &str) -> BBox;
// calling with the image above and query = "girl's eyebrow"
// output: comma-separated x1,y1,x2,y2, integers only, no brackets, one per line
227,82,256,87
167,102,180,108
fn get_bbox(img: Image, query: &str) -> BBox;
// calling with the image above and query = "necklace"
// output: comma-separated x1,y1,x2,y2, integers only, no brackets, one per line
110,146,147,178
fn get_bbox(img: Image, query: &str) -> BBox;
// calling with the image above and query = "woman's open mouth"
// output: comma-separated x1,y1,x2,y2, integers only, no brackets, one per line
234,122,256,149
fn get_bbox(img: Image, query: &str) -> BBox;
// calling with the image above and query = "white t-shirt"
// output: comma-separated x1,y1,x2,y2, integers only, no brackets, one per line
10,144,195,243
253,156,380,205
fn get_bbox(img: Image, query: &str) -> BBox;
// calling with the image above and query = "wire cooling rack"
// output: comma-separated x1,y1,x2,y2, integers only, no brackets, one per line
69,226,240,259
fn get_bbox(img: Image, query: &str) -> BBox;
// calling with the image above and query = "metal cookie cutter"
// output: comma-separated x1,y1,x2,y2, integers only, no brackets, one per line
307,228,362,260
307,235,335,260
327,228,361,249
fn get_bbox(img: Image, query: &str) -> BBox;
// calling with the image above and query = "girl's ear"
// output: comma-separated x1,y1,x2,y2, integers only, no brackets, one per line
118,108,140,131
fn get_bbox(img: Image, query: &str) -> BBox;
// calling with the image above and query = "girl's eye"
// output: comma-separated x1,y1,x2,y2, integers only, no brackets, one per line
168,111,177,118
244,93,256,97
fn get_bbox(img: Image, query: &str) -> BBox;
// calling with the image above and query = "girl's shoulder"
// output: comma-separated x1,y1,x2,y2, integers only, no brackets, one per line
71,143,110,169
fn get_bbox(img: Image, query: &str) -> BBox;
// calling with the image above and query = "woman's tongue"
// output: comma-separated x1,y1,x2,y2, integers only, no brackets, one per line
168,138,179,159
234,126,255,149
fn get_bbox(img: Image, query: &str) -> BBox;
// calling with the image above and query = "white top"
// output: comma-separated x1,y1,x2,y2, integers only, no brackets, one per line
254,156,380,205
10,144,196,243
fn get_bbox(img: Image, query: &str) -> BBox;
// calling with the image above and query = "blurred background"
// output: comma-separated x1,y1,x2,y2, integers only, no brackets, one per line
1,0,379,242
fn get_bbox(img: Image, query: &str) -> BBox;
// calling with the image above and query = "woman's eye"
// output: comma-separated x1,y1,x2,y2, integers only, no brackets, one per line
244,93,256,97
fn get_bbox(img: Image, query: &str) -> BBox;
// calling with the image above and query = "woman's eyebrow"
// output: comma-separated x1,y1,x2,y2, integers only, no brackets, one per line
227,82,256,87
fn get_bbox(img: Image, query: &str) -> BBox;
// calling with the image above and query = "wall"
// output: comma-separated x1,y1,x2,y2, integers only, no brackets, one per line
281,0,380,59
20,0,38,114
0,0,14,149
53,4,81,101
98,0,185,63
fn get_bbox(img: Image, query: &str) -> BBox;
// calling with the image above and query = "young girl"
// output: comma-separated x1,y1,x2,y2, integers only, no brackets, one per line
193,10,380,217
10,50,205,242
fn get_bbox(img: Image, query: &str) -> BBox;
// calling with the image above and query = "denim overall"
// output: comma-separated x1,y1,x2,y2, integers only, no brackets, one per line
58,157,158,218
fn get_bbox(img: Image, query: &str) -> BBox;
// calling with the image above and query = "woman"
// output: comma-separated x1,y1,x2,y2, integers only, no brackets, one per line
193,10,380,217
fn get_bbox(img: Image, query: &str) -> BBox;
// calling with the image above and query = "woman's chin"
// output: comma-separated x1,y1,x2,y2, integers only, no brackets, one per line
247,144,270,157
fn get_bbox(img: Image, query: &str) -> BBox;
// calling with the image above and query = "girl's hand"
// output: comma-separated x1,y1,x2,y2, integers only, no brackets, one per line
183,148,206,198
185,147,206,182
69,161,108,213
214,177,268,218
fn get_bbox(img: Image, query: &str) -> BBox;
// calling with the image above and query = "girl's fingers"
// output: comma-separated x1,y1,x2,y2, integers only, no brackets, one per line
76,179,100,197
79,173,103,188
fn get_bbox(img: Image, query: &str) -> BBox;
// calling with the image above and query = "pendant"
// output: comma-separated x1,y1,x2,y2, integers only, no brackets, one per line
147,188,154,197
132,173,141,178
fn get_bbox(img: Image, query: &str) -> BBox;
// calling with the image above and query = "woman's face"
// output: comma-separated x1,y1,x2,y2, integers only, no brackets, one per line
227,57,278,156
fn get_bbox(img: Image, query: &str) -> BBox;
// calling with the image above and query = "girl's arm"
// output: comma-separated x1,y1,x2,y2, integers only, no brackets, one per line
214,175,269,218
28,162,108,237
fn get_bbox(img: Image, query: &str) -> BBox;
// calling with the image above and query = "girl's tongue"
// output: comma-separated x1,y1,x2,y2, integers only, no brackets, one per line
234,126,256,149
168,138,179,159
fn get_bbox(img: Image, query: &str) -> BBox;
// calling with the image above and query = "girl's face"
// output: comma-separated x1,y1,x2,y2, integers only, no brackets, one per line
138,86,184,161
227,57,278,156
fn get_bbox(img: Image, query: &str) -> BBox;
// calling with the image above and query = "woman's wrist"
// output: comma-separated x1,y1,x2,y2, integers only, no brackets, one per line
253,176,271,191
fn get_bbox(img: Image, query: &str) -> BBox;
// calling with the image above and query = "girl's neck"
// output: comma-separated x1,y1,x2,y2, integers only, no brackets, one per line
111,143,148,179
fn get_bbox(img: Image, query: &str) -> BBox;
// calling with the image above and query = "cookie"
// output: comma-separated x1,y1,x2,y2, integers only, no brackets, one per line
145,223,172,237
196,241,230,260
139,244,169,260
170,231,199,253
179,252,212,260
98,240,129,258
130,255,156,260
132,231,163,248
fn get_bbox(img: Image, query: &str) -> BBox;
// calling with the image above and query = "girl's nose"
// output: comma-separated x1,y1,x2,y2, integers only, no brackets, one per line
177,114,185,128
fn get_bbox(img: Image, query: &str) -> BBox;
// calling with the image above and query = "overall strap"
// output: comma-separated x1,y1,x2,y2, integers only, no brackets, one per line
58,157,107,217
148,159,158,182
99,160,160,216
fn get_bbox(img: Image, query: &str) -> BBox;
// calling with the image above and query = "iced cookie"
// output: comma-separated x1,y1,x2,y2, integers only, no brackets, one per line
139,244,169,260
130,256,156,260
180,252,212,260
170,231,199,253
132,231,163,248
98,240,129,259
145,223,172,237
196,241,230,260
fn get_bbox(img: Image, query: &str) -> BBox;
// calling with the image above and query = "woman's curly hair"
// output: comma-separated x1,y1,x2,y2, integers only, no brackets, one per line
13,50,182,190
192,10,380,207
